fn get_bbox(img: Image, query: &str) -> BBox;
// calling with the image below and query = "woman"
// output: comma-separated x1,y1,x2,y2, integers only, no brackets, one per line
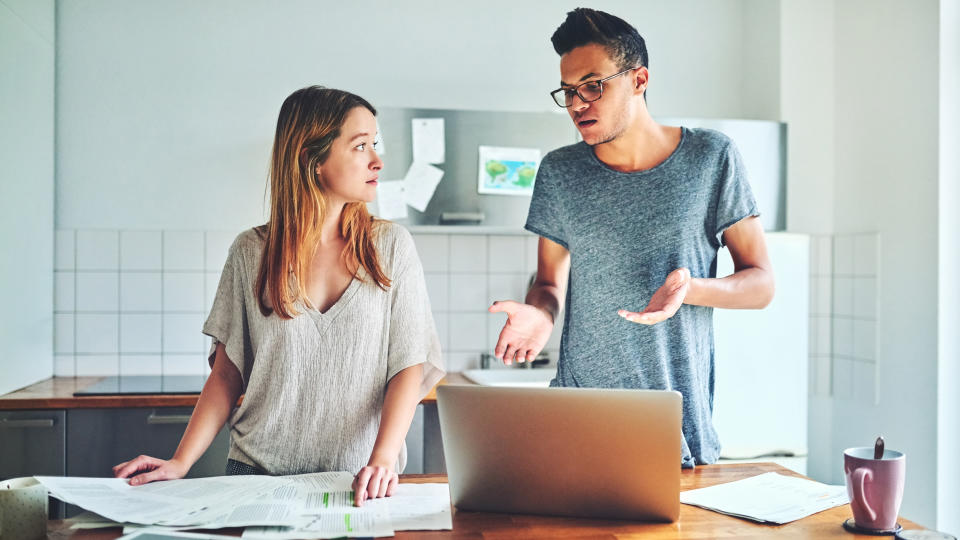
113,86,445,507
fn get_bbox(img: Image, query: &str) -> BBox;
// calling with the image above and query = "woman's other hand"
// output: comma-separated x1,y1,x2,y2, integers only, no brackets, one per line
112,455,189,486
352,463,398,507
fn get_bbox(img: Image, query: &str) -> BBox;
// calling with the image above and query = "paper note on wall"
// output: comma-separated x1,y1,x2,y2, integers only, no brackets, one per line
412,118,444,164
402,162,444,212
375,181,407,220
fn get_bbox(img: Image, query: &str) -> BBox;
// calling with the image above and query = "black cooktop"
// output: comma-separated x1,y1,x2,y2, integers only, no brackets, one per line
73,375,207,396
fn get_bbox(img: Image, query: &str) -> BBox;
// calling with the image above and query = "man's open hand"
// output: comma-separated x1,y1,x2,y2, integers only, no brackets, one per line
618,268,691,325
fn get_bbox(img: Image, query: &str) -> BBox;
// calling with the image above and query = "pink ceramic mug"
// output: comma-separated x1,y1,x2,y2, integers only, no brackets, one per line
843,446,905,531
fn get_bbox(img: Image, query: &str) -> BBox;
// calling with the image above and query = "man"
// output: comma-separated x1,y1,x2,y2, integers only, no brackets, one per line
489,8,775,467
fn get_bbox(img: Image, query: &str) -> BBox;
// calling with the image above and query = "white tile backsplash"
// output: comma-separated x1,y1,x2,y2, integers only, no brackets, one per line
433,312,449,351
487,273,529,306
817,236,832,276
816,316,832,356
55,272,75,312
488,236,527,273
121,354,163,376
525,236,539,275
162,313,206,353
163,231,205,271
76,313,119,354
832,277,853,317
205,230,236,272
449,313,488,351
853,319,876,362
163,354,206,375
163,273,205,312
816,355,832,396
424,273,449,312
832,317,853,358
832,357,854,399
449,273,488,311
121,313,162,354
76,230,119,270
833,234,854,275
55,314,74,354
76,272,119,312
412,234,448,272
55,230,75,270
76,355,119,376
120,230,162,270
445,352,480,372
204,272,221,313
120,272,162,312
54,355,75,377
853,277,877,320
449,235,487,273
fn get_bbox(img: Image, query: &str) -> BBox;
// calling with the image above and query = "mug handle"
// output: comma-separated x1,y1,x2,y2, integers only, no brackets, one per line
853,467,877,522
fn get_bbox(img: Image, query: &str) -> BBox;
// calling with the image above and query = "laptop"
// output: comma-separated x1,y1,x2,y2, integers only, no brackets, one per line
436,384,682,522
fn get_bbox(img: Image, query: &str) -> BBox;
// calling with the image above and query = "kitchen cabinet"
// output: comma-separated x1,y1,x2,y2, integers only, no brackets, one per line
0,406,229,518
0,410,66,516
66,408,229,478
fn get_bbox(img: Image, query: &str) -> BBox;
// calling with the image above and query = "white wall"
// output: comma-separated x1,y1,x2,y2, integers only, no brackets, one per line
938,0,960,534
0,0,55,394
54,0,779,231
832,0,940,528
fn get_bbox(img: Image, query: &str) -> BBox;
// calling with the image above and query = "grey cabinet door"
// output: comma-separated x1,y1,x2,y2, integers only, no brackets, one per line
66,408,229,479
0,410,67,517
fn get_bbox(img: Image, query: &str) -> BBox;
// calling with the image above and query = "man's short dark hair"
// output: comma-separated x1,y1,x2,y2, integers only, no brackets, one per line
550,8,648,71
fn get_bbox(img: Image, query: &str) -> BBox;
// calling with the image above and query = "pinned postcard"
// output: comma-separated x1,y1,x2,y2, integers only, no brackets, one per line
412,118,444,164
375,180,407,220
403,161,444,212
478,146,540,196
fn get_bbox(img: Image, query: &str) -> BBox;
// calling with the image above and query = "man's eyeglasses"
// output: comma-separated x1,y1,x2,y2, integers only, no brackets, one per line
550,66,640,108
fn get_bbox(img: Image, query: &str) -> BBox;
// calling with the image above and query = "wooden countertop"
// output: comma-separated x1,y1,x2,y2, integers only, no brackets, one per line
0,374,470,410
47,463,925,539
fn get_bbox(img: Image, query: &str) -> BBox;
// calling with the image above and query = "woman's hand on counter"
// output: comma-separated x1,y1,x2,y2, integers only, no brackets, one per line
352,462,398,507
112,455,189,486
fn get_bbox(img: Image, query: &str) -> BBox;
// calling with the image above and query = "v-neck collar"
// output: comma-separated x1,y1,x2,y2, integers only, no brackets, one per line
303,267,366,331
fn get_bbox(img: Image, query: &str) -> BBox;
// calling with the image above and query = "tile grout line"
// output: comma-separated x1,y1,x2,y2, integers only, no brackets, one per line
117,230,122,376
72,229,78,378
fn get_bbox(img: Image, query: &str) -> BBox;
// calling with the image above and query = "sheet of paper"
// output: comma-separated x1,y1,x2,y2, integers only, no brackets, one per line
119,529,239,539
241,499,392,539
364,483,452,531
679,472,848,524
375,180,407,220
37,475,314,528
402,161,444,212
412,118,444,164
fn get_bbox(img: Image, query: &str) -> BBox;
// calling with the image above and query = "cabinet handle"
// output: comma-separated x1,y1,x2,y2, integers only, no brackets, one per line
146,413,192,425
0,418,56,428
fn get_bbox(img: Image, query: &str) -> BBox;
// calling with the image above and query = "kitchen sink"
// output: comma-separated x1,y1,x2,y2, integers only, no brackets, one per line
461,368,556,387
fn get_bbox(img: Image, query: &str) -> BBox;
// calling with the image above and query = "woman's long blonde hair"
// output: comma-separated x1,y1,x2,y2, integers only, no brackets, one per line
255,86,390,318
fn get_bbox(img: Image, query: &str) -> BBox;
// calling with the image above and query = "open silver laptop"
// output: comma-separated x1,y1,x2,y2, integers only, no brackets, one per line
437,385,682,522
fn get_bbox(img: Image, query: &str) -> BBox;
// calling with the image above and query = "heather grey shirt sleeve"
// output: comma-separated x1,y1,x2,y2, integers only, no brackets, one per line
713,141,758,246
525,158,569,249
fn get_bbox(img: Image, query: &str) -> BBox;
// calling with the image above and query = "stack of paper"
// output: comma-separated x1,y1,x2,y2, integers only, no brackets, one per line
679,472,848,524
36,473,452,539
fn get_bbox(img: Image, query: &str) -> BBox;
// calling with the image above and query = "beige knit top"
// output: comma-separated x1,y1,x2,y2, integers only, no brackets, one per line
202,222,444,475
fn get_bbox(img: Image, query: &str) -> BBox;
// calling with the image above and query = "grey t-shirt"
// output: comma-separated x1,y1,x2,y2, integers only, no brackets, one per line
202,222,445,475
525,127,758,467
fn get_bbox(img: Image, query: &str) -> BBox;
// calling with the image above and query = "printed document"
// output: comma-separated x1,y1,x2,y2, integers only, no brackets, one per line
680,472,848,524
